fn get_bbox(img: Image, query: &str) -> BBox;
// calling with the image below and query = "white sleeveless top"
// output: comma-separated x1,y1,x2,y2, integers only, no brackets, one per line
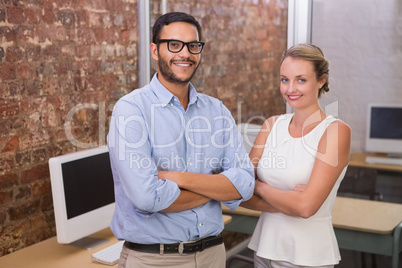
248,113,347,266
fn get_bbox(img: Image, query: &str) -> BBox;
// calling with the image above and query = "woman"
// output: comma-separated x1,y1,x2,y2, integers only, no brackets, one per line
242,44,351,268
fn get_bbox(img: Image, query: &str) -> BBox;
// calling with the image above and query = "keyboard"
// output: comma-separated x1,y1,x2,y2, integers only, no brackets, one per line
92,240,124,265
365,156,402,166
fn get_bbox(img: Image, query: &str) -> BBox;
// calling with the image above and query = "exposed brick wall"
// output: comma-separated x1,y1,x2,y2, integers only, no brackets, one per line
0,0,287,256
0,0,138,256
151,0,287,124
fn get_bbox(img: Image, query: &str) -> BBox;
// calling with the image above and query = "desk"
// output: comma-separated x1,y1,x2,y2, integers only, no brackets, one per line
222,197,402,268
350,152,402,172
0,228,117,268
0,215,232,268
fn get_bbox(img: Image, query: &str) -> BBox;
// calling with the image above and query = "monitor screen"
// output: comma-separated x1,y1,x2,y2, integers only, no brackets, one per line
62,153,114,220
49,146,115,248
366,104,402,155
369,107,402,140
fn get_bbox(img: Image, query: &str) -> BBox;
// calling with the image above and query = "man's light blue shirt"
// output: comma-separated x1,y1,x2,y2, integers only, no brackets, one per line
107,74,254,244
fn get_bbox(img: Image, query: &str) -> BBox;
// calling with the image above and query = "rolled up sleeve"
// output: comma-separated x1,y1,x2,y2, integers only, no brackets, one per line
108,98,181,213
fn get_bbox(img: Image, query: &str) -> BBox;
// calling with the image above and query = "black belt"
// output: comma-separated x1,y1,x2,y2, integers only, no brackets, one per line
124,235,224,254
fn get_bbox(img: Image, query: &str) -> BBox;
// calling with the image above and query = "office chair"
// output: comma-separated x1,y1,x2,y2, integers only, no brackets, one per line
226,254,254,268
338,167,382,201
338,166,382,268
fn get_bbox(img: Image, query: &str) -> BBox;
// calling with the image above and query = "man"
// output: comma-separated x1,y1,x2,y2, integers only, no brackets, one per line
107,12,254,268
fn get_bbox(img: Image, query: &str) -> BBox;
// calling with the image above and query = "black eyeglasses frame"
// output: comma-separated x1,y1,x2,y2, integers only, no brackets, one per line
158,39,205,55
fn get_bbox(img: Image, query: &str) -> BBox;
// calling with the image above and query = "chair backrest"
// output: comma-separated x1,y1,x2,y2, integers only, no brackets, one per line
338,167,381,200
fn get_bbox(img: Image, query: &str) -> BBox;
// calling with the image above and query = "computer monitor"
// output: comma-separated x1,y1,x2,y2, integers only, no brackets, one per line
366,103,402,157
49,146,115,249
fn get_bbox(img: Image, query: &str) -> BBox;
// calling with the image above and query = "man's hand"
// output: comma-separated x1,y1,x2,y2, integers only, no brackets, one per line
158,170,183,187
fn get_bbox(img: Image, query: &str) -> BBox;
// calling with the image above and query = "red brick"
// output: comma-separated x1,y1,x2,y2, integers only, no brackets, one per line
1,136,19,152
6,47,24,62
102,74,118,89
121,29,137,43
21,164,49,184
105,0,125,12
78,0,107,10
76,45,91,58
0,211,6,225
7,7,26,24
31,148,47,167
0,190,13,207
25,8,41,24
0,173,18,188
43,45,60,61
26,45,41,62
0,9,5,22
57,10,75,27
0,152,15,174
75,10,88,27
16,63,34,79
51,26,68,41
0,100,19,118
0,63,16,80
52,0,79,9
87,11,104,27
8,200,41,221
15,185,31,201
60,44,75,57
59,76,74,94
43,78,59,95
15,150,32,169
0,80,23,99
19,130,51,150
0,26,16,42
40,192,54,212
75,59,99,75
15,25,35,42
42,8,56,24
32,180,50,198
94,28,120,43
77,28,96,44
24,79,43,97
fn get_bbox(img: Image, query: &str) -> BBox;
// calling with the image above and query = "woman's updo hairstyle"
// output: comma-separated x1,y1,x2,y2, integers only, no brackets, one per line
280,43,330,98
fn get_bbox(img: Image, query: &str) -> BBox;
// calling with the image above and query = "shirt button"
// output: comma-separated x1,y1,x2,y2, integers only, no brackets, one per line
188,162,192,166
170,103,173,106
187,137,191,142
199,223,203,227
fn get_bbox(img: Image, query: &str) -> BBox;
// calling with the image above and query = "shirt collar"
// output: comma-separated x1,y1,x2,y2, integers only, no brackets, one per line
150,73,200,108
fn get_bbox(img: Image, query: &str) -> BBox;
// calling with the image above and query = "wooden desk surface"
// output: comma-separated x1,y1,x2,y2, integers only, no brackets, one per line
223,197,402,235
349,152,402,172
222,214,232,224
0,215,232,268
332,196,402,234
0,228,118,268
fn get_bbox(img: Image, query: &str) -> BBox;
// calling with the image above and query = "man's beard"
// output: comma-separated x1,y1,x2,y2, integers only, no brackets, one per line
158,56,199,86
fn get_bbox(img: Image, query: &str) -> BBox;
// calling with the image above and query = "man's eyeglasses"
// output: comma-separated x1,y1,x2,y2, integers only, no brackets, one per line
158,39,205,55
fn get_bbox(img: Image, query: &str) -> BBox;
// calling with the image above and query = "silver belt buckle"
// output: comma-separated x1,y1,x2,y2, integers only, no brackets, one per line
178,240,195,255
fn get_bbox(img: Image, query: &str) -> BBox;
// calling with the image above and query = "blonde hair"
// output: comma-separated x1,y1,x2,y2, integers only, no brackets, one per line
280,43,330,98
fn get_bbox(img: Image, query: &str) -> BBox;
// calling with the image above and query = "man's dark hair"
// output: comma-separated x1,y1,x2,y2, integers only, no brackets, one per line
152,12,202,44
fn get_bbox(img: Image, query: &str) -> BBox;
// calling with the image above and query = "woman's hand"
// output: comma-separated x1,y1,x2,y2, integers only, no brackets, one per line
254,179,268,196
294,184,307,192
